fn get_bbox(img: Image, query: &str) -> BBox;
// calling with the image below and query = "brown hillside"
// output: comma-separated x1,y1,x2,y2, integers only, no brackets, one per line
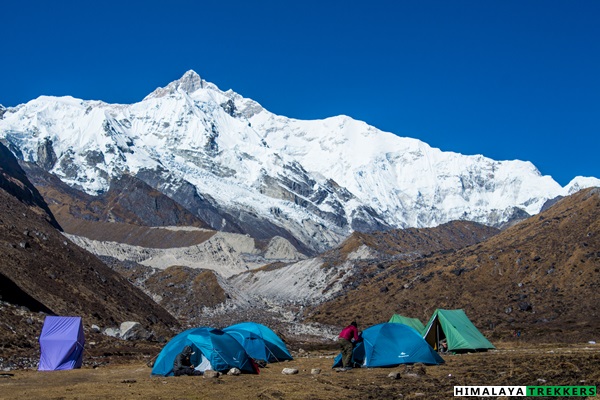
103,259,227,326
336,220,499,259
0,145,179,351
0,144,60,229
60,220,216,249
308,188,600,343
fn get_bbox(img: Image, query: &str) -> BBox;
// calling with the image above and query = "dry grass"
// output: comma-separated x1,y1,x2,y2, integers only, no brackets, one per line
1,343,598,400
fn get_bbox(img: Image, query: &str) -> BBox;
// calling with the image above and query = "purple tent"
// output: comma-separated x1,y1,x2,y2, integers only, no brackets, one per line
38,316,85,371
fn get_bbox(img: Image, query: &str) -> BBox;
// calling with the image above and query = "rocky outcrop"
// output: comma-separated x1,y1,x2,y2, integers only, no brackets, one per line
103,321,153,341
36,137,58,171
20,162,210,230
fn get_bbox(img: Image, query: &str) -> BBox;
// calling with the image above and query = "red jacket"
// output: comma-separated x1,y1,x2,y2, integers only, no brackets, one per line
339,325,359,342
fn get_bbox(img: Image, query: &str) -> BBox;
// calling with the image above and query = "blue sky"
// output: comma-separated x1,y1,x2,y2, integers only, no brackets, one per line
1,0,598,186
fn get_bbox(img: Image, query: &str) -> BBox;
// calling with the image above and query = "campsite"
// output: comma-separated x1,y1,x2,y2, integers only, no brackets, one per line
1,313,599,399
2,0,600,397
1,340,599,399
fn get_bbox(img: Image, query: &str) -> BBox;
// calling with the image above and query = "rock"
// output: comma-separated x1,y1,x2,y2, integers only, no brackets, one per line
120,321,151,340
311,368,321,375
282,368,299,375
203,370,220,379
37,137,58,170
518,302,532,312
403,364,425,379
103,327,120,338
388,372,401,379
404,363,426,376
91,325,101,333
227,368,241,376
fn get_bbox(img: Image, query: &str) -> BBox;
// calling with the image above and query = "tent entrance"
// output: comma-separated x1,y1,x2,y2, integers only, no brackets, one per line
423,316,446,350
423,309,495,352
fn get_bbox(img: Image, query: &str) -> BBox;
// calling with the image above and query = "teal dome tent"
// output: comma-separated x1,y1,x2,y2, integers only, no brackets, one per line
151,327,258,376
224,322,292,363
333,322,443,368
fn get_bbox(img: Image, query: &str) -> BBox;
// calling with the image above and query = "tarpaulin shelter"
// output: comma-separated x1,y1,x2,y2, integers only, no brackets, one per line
333,322,444,368
151,327,258,376
38,316,85,371
224,322,293,363
423,309,495,352
388,314,426,334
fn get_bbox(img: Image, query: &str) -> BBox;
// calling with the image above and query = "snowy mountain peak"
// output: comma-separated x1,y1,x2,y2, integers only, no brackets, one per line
176,70,203,92
144,69,213,100
565,176,600,195
1,71,599,254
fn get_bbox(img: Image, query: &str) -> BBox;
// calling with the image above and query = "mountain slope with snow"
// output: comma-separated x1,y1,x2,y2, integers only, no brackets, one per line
1,70,598,253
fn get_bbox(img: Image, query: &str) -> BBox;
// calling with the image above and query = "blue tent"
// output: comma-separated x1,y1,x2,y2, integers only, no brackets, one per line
224,322,293,363
333,323,444,368
151,327,258,376
38,316,85,371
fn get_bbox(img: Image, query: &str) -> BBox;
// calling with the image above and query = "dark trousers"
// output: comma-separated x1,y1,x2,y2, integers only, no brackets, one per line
174,367,202,376
339,338,354,368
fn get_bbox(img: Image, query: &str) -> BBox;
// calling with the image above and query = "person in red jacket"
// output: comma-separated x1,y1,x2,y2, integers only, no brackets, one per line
338,321,359,370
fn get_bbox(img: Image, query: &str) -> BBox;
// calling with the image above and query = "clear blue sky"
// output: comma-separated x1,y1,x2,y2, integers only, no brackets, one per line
1,0,599,186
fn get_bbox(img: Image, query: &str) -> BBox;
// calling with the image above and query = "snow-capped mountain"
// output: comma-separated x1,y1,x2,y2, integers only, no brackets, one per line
1,70,598,253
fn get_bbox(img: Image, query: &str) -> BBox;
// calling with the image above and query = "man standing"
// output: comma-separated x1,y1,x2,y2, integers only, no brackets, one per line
338,321,359,371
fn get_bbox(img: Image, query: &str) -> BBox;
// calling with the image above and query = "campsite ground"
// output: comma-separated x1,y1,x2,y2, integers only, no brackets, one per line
1,341,598,400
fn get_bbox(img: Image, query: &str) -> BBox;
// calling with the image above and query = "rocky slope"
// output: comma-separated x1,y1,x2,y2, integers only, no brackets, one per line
20,161,211,230
306,187,600,343
67,229,307,278
97,220,499,341
0,143,179,351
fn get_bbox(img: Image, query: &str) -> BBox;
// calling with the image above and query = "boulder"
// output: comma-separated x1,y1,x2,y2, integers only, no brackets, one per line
203,370,220,379
282,368,299,375
120,321,151,340
388,372,401,379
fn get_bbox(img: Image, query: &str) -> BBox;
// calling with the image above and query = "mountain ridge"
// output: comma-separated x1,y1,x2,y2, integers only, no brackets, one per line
1,70,599,256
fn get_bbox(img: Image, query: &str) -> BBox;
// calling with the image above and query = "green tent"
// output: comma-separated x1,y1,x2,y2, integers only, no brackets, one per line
423,309,495,352
388,314,426,334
